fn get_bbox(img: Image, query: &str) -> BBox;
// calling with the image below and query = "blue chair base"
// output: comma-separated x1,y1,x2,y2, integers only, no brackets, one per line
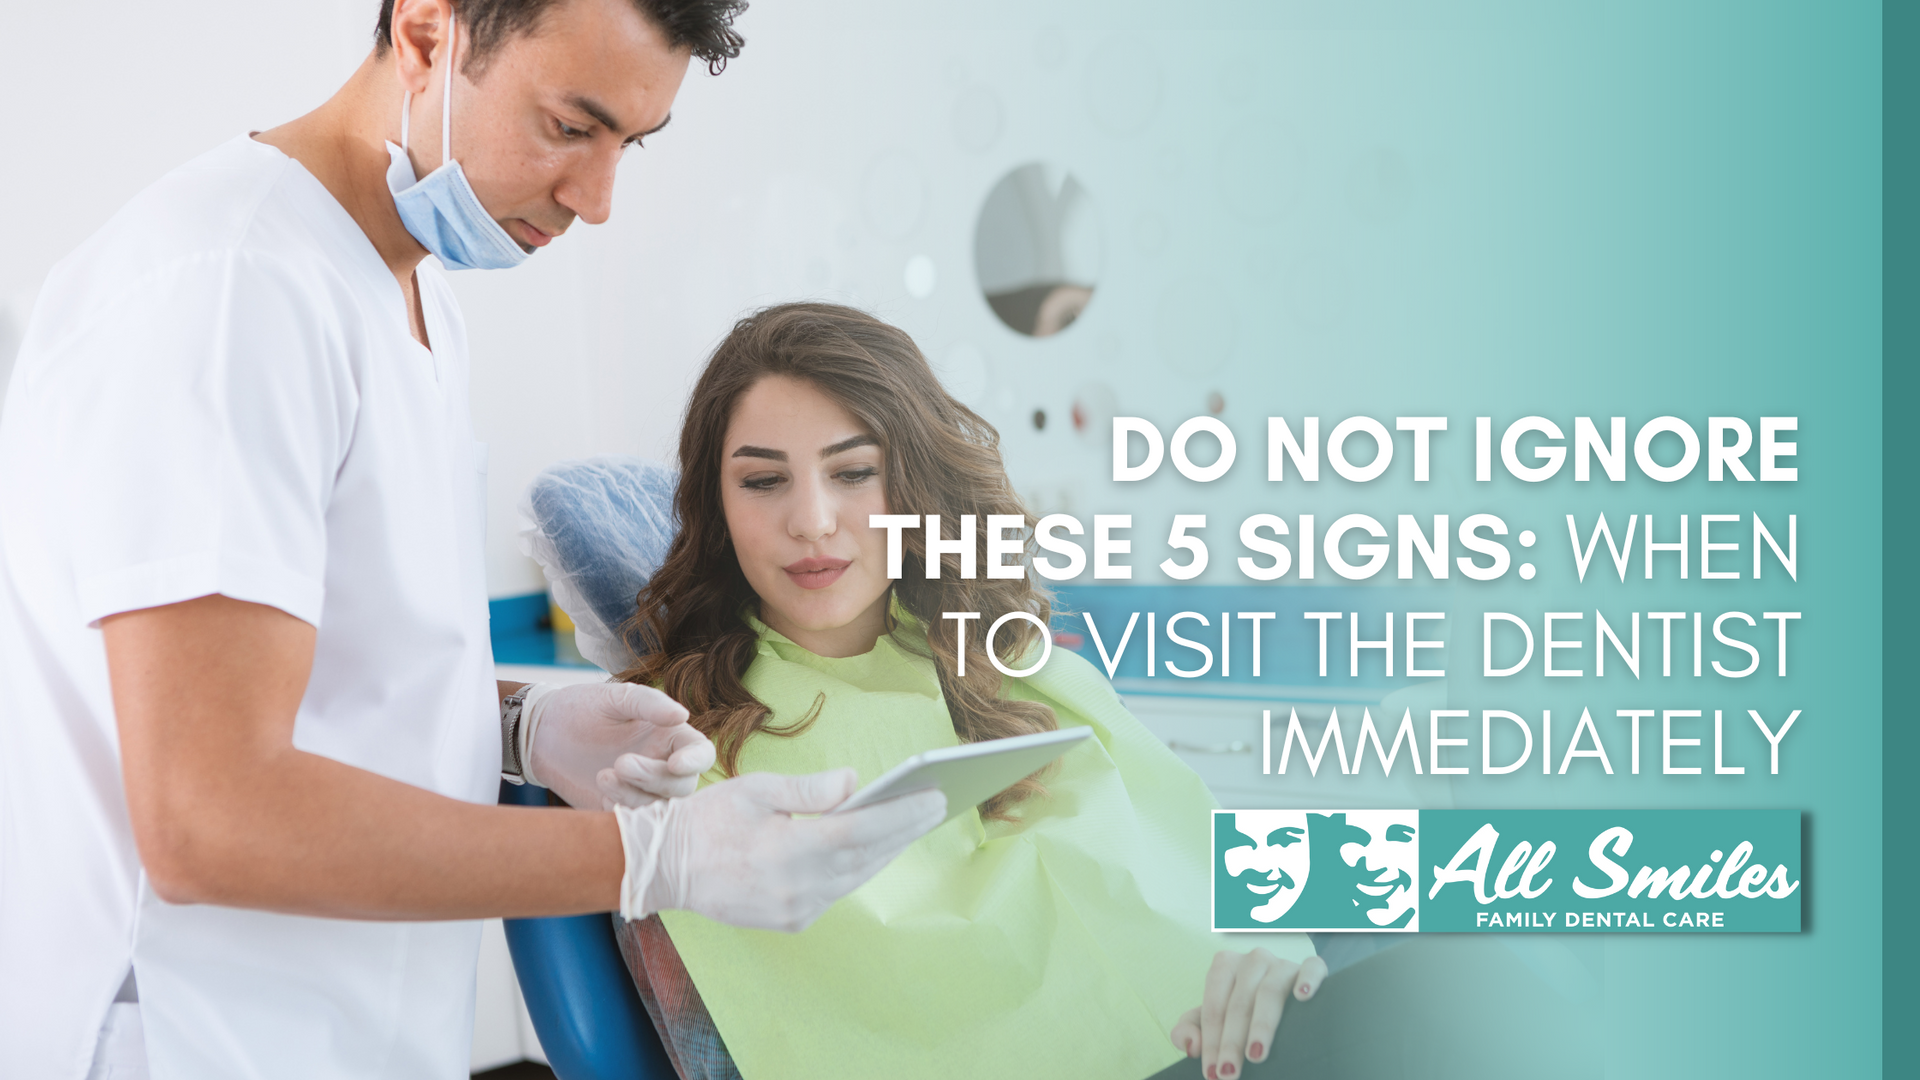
499,780,676,1080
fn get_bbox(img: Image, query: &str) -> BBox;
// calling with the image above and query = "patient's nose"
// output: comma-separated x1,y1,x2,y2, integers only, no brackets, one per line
789,480,836,540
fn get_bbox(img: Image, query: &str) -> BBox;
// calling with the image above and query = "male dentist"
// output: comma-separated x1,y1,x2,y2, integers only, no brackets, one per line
0,1,944,1077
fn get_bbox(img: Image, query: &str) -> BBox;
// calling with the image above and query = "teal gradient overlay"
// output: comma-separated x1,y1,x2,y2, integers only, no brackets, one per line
1419,810,1802,933
1884,0,1912,1067
937,0,1881,1074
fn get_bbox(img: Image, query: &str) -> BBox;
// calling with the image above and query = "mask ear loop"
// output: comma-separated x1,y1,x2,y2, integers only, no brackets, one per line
440,14,457,167
395,11,457,156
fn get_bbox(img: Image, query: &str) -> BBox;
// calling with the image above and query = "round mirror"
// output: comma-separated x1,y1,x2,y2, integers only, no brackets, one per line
973,163,1101,337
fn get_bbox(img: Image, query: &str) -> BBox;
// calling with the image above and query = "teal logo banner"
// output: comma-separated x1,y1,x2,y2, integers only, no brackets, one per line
1214,809,1801,933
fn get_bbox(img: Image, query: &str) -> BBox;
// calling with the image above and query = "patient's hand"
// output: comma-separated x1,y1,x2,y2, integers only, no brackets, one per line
1170,948,1328,1079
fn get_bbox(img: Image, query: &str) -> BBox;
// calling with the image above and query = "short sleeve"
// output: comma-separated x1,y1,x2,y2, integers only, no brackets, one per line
59,250,357,628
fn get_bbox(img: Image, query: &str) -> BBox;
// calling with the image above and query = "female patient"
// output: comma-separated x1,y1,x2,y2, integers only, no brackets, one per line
612,302,1323,1080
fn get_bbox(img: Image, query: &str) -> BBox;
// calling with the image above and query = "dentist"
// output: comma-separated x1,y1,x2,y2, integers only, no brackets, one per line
0,1,944,1077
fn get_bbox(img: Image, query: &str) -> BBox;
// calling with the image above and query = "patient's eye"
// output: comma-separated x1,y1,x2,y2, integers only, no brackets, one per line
835,465,880,485
739,472,786,491
555,118,590,140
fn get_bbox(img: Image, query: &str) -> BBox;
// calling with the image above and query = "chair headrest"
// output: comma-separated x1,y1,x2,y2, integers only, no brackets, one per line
519,456,679,673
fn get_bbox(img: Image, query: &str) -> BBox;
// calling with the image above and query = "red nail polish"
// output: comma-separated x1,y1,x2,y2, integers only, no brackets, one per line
1206,1065,1217,1080
1298,982,1312,997
1222,1065,1237,1078
1249,1042,1264,1060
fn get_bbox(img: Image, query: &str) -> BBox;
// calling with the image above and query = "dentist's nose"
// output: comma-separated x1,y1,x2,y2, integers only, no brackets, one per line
555,151,619,226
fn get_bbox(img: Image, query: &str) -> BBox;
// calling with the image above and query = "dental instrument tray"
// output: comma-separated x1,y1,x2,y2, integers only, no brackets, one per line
828,726,1093,824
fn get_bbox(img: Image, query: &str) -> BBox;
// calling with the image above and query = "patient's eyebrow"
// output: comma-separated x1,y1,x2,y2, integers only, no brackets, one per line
821,434,878,458
731,445,787,461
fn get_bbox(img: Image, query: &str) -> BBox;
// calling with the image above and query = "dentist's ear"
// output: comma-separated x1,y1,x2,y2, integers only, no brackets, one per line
387,0,456,95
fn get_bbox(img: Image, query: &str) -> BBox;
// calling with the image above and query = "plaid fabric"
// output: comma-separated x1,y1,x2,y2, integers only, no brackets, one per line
613,914,742,1080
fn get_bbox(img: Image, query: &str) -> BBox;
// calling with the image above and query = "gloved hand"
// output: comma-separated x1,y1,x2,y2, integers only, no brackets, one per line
613,768,946,932
521,682,716,810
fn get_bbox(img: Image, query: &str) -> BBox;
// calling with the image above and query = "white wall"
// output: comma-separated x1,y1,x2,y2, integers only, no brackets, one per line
0,4,372,297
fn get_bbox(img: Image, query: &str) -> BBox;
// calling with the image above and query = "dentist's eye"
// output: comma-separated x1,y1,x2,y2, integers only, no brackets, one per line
556,119,589,140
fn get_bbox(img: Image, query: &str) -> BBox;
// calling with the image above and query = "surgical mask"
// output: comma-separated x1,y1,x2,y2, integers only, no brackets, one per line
385,15,530,271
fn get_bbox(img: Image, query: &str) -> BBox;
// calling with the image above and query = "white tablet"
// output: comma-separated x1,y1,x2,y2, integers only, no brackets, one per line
829,726,1094,823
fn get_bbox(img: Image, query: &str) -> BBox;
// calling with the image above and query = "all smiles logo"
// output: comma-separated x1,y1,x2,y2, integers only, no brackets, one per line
1213,809,1801,933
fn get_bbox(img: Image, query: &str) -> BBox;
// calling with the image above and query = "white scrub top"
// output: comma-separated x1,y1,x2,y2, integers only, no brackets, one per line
0,135,500,1079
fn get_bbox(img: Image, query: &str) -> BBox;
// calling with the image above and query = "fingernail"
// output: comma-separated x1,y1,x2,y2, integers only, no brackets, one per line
1206,1066,1217,1080
1297,982,1312,997
1249,1042,1263,1060
1221,1065,1236,1078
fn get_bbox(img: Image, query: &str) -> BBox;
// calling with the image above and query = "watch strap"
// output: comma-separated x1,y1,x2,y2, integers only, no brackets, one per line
501,684,531,783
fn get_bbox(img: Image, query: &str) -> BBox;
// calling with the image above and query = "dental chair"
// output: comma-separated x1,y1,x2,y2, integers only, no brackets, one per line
499,457,681,1080
499,779,674,1080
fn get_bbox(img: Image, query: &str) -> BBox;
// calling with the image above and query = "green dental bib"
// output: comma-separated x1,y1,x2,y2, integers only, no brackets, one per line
658,614,1312,1080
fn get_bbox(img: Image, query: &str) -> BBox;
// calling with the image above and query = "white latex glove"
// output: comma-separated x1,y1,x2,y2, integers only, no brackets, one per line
521,682,715,810
614,768,946,932
592,749,721,811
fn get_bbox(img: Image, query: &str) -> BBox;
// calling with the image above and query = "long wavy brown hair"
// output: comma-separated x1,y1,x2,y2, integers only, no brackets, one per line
617,302,1058,818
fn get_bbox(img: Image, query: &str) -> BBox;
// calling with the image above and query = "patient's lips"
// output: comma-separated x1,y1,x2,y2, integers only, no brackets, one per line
784,556,850,590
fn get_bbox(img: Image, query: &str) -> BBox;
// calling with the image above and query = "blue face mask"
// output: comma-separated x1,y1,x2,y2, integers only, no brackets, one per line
385,15,530,271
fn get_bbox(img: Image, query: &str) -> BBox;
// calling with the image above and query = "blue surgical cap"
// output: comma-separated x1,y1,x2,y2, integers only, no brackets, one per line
519,456,679,673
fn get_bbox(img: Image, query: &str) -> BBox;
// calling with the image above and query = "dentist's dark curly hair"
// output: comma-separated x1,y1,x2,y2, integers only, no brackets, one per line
617,303,1060,820
375,0,747,76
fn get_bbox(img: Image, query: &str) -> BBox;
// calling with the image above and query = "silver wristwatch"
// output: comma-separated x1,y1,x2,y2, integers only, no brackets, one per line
501,684,532,783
